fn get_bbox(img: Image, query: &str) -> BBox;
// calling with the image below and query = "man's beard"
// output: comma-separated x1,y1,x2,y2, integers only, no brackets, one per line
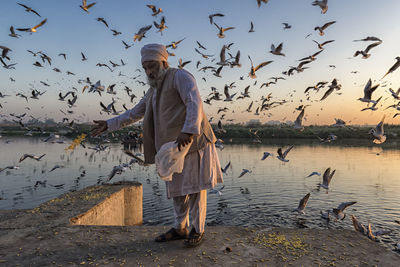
147,67,167,88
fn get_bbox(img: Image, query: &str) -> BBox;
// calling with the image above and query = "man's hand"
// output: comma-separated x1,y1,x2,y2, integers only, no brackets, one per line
90,120,107,137
175,132,193,151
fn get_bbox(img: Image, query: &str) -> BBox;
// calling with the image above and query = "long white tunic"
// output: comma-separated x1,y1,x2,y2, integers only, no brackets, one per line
107,69,223,198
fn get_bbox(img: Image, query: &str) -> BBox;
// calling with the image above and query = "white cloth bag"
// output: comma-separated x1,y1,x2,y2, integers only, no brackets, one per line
155,140,193,181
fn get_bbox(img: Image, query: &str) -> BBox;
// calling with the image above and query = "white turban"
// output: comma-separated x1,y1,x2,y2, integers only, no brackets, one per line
141,43,168,63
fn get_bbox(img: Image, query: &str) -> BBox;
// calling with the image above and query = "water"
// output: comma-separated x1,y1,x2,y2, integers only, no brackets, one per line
1,137,399,252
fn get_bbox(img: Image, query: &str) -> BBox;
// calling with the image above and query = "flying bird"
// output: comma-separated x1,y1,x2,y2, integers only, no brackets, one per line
369,116,386,144
8,26,21,38
306,171,321,177
270,43,285,56
133,25,152,42
16,18,47,32
319,167,335,189
257,0,269,8
19,153,46,162
358,78,379,104
238,169,251,178
17,3,41,17
248,55,273,79
312,39,334,50
382,56,400,79
294,193,310,214
276,145,294,162
146,4,162,16
208,13,224,25
261,152,273,160
80,0,96,13
354,41,382,59
221,161,230,174
214,23,235,38
314,21,336,36
294,108,305,131
312,0,328,14
331,201,357,220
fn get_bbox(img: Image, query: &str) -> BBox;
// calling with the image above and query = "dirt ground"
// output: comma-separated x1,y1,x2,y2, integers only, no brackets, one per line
0,182,398,266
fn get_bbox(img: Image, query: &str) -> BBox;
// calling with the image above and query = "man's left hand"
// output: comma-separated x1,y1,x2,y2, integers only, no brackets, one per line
175,132,193,151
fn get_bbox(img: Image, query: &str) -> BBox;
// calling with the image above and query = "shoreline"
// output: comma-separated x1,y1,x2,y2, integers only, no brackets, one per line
0,182,398,266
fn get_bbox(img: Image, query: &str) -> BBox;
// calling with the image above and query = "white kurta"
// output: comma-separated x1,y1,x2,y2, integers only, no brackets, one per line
107,69,223,198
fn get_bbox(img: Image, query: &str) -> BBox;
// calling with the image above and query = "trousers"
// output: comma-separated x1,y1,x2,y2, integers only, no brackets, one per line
172,190,207,233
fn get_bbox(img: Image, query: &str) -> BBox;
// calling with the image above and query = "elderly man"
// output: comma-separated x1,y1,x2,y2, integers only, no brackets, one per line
91,43,223,247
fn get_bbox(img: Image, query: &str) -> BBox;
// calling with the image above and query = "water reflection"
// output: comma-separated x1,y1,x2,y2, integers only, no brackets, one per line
0,137,399,252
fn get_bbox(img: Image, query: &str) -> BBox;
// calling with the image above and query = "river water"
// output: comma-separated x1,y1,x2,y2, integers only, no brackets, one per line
1,137,399,252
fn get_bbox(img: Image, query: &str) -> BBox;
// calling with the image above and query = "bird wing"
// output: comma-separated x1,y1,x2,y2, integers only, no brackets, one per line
298,193,310,210
364,41,381,53
321,21,336,30
32,19,47,30
223,161,231,172
320,87,334,101
254,61,273,72
321,40,335,46
283,145,294,158
224,85,230,98
322,167,331,185
376,116,385,133
337,201,357,212
295,109,305,125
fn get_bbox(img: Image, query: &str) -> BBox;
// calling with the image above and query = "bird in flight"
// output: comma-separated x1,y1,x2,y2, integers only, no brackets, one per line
248,55,273,79
314,21,336,36
16,18,47,32
319,167,335,189
382,56,400,79
276,145,294,162
80,0,96,13
294,192,310,214
17,3,41,17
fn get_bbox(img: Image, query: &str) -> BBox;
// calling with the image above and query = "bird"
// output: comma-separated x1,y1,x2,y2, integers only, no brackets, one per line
320,78,341,101
276,145,294,162
351,215,368,236
270,43,285,56
216,120,226,134
249,21,255,33
294,108,305,131
80,0,96,13
282,23,291,29
196,41,207,50
248,55,273,79
353,36,382,42
122,40,133,49
153,16,167,34
178,58,191,69
134,25,152,42
16,18,47,32
299,50,323,62
19,153,46,162
294,193,310,214
261,152,273,160
311,0,328,14
0,165,19,173
354,42,382,59
208,13,224,24
17,3,41,17
96,17,109,28
314,21,336,36
81,52,87,61
319,167,335,189
49,164,64,172
146,4,162,16
221,161,230,174
306,171,321,177
257,0,269,8
107,165,126,181
238,169,251,178
358,78,379,104
166,38,186,49
214,23,235,38
382,56,400,79
312,39,334,50
8,26,21,38
361,96,382,111
369,116,386,144
223,85,236,101
389,88,400,100
331,201,357,220
0,58,17,69
209,185,225,196
367,223,392,241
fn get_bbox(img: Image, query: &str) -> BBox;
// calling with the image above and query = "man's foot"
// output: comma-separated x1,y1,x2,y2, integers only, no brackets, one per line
184,228,204,247
154,228,189,242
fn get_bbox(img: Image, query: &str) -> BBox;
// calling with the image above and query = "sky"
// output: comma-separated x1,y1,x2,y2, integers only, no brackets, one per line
1,0,400,126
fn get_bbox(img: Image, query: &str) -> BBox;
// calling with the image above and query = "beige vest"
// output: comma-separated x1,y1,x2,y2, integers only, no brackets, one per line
143,68,217,164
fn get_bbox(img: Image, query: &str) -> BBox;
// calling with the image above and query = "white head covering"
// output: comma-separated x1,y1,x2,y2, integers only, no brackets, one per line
141,43,168,63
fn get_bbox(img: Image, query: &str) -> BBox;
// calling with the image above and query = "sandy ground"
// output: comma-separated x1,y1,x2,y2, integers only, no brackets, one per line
0,182,398,266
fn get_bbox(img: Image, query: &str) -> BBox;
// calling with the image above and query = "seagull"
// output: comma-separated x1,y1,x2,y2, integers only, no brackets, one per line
146,4,162,16
319,167,335,189
49,164,64,172
208,13,224,24
331,201,357,220
0,46,12,60
369,116,386,144
81,52,87,61
382,56,400,79
270,43,285,56
353,36,382,42
16,18,47,32
317,133,337,143
134,25,152,42
221,161,230,174
306,171,321,178
320,78,341,101
153,16,167,34
294,108,305,131
389,88,400,100
0,165,19,173
214,23,235,38
230,50,241,68
122,40,133,49
249,21,255,33
351,215,368,236
257,0,269,8
195,48,213,59
361,96,382,111
223,84,236,101
166,38,186,50
354,42,382,59
358,78,379,104
261,152,273,160
80,0,96,13
314,21,336,36
209,185,225,196
367,223,392,241
282,23,291,29
248,55,273,79
217,120,226,134
299,50,323,62
276,145,294,162
8,26,21,38
196,41,207,50
294,193,310,214
19,153,46,162
107,165,126,181
238,169,251,178
312,39,334,50
17,3,41,17
311,0,328,14
96,17,108,28
0,58,17,69
178,58,191,69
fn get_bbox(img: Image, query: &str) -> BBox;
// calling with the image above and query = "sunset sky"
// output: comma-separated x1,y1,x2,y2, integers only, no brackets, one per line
1,0,400,126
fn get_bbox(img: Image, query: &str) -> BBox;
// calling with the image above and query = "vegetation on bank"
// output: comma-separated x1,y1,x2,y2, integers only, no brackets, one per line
1,122,400,140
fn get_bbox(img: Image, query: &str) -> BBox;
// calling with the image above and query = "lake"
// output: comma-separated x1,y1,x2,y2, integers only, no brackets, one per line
0,136,399,252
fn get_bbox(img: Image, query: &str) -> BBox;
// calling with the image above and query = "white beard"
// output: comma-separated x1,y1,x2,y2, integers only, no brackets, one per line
147,67,168,88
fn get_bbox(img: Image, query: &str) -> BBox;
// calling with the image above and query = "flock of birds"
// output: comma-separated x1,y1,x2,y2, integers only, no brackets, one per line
0,0,400,252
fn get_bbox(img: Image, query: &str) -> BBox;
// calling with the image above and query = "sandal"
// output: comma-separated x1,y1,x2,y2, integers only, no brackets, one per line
184,228,204,247
155,228,188,242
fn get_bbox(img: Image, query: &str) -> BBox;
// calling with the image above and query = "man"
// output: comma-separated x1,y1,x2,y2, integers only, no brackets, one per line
91,43,223,247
